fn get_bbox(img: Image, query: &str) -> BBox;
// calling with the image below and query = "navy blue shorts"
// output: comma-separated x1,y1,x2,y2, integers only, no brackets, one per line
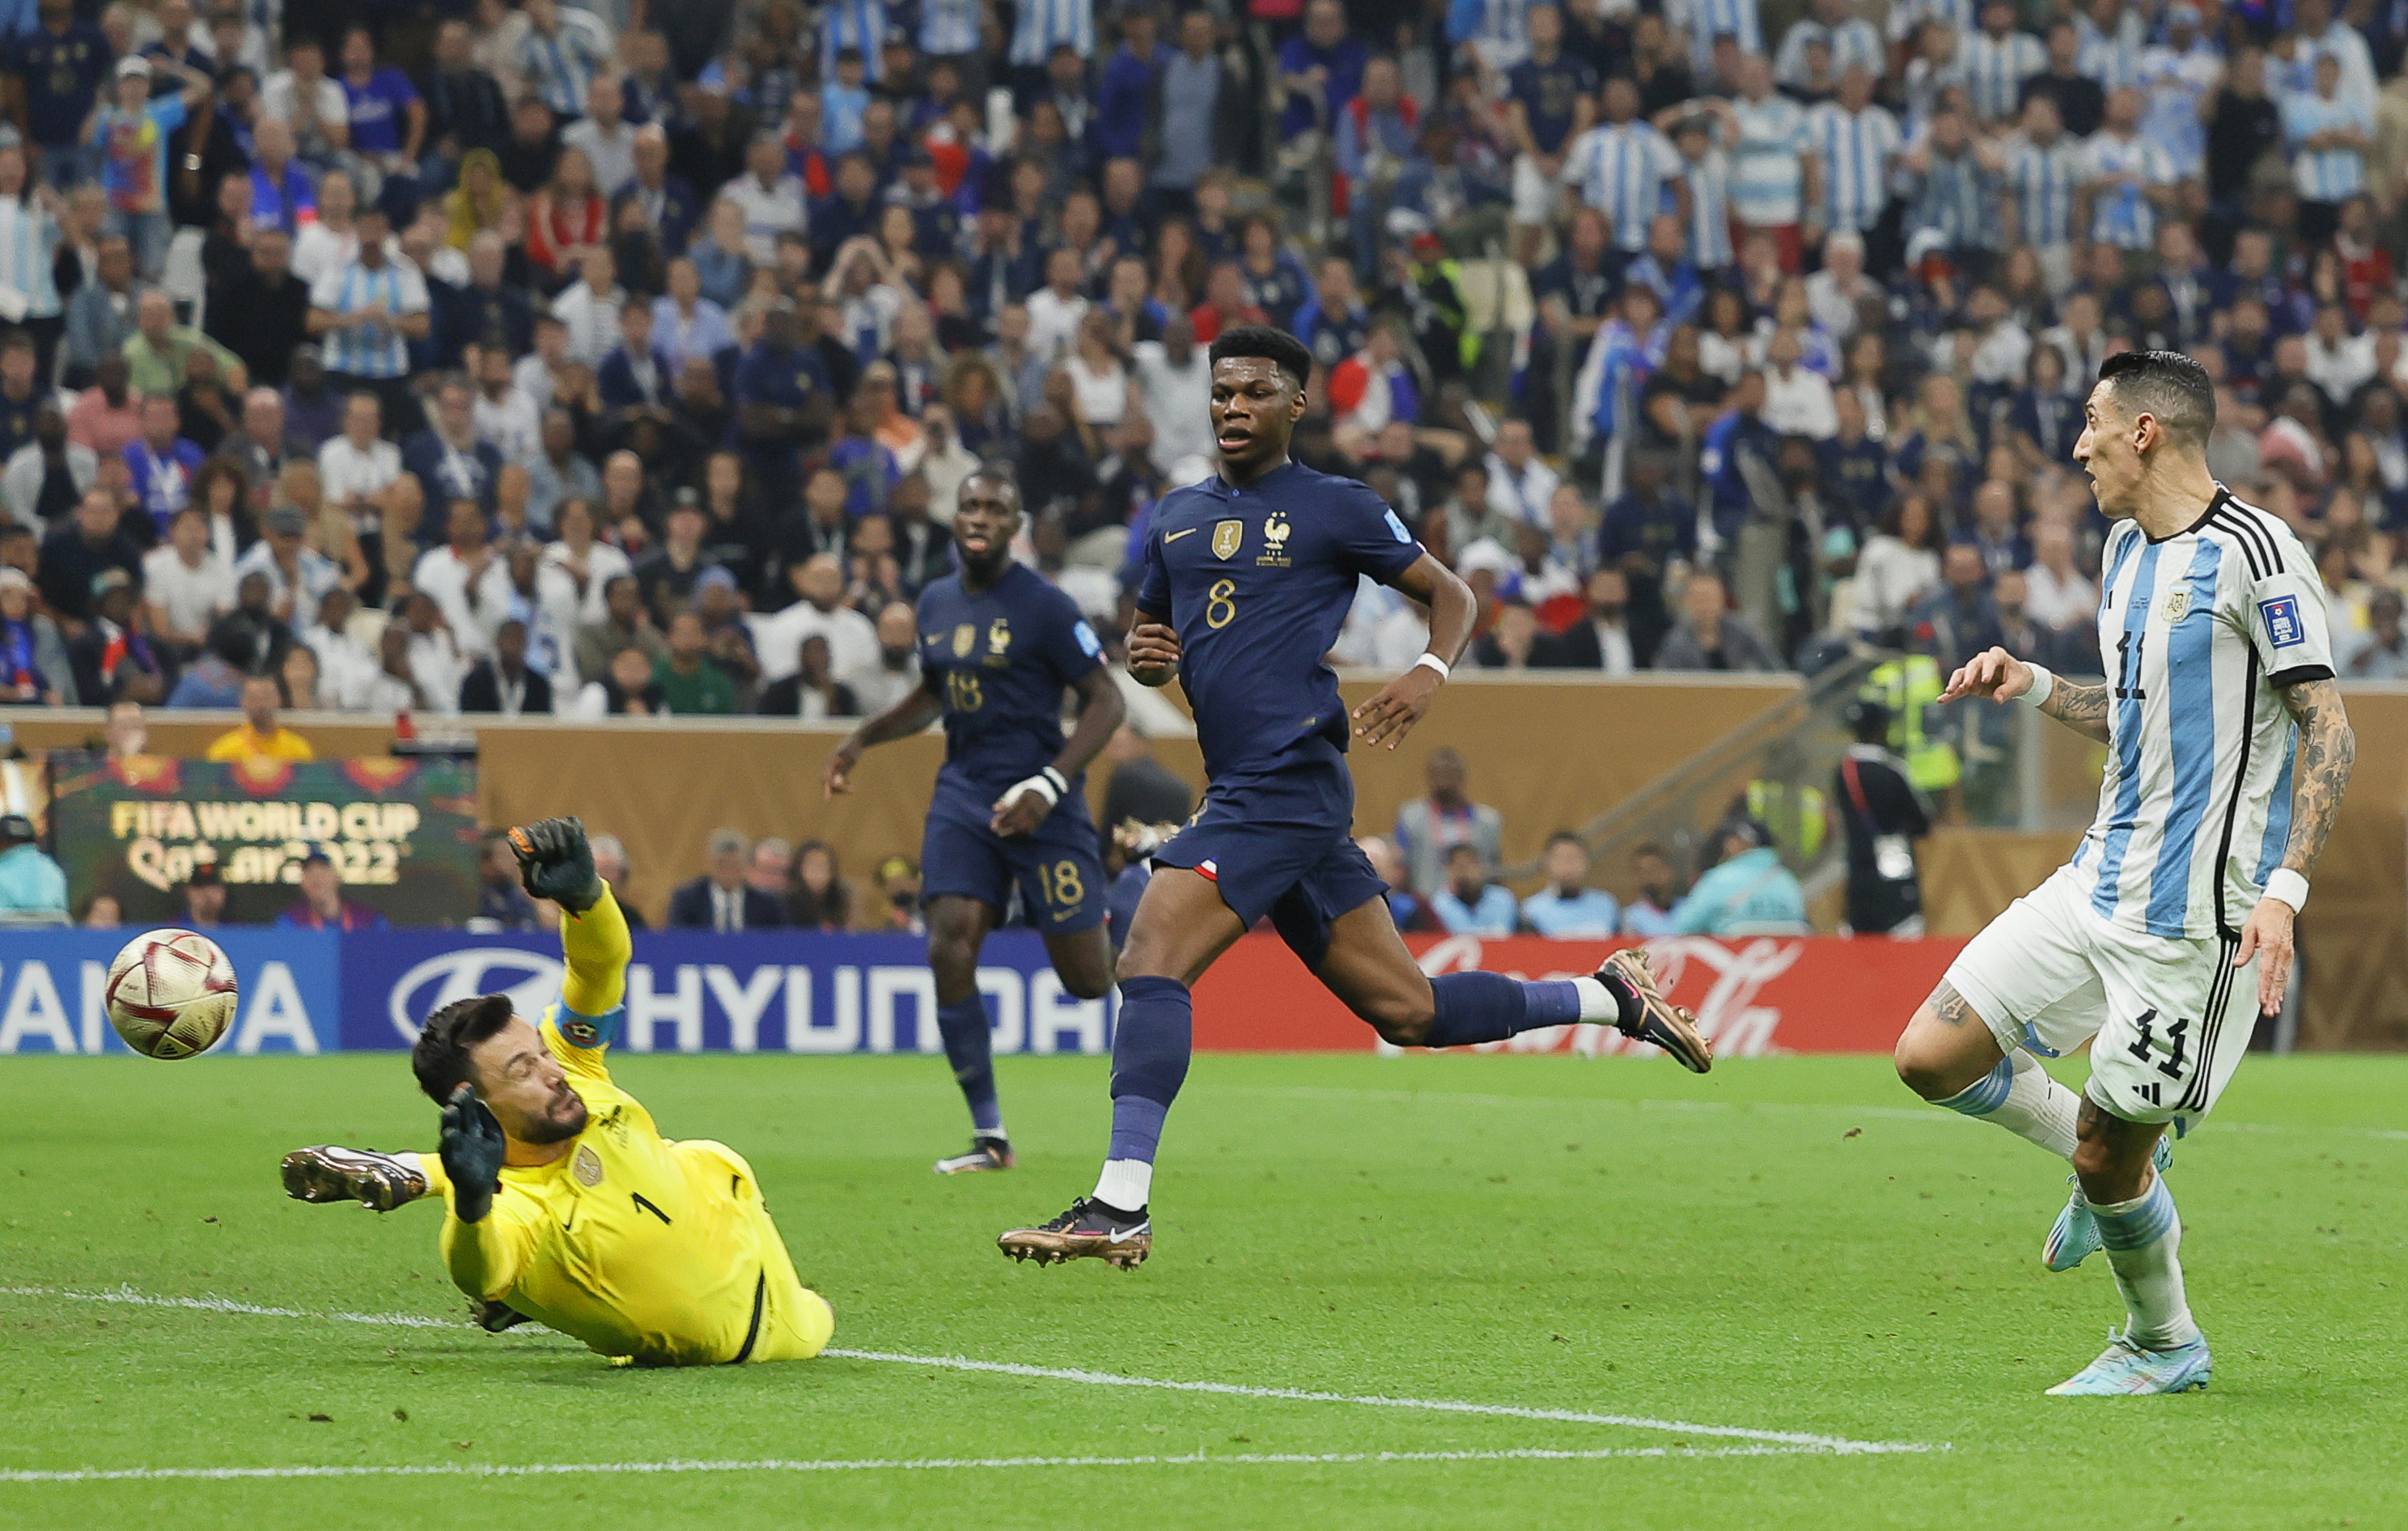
1150,753,1386,970
920,778,1106,934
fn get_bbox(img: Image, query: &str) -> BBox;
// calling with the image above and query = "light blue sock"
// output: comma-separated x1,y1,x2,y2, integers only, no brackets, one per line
2085,1176,2199,1351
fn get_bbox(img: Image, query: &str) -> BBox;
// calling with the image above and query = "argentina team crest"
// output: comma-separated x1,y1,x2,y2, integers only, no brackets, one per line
2161,587,2190,625
1212,519,1244,559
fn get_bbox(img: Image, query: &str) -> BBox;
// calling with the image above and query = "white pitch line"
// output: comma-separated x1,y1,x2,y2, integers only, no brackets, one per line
0,1284,1936,1456
0,1444,1834,1486
818,1348,1928,1454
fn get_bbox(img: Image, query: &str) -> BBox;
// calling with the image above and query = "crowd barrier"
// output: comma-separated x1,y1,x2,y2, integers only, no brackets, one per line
0,929,1963,1058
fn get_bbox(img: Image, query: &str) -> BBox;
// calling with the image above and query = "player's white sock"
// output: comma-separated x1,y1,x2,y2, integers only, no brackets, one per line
1092,1159,1153,1212
1933,1050,2079,1160
1571,977,1619,1022
2086,1176,2201,1351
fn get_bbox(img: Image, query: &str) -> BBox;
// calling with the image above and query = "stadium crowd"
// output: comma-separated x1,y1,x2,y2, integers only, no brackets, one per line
0,0,2404,736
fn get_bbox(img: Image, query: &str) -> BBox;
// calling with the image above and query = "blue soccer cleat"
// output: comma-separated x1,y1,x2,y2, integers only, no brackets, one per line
2043,1134,2174,1272
2046,1330,2212,1396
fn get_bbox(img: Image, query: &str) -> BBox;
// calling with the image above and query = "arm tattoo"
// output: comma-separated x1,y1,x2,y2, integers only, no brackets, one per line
2278,677,2355,880
2038,677,2111,742
1927,978,1975,1028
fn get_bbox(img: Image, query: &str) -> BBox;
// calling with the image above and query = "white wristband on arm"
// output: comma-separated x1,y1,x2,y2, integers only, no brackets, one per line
1004,766,1068,811
2262,868,2310,914
1413,652,1451,681
2016,663,2056,710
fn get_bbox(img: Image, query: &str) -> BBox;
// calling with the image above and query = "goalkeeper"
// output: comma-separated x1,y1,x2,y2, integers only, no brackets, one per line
279,818,835,1367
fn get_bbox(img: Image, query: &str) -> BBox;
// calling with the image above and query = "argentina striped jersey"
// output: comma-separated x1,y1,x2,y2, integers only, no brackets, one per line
2283,90,2372,202
2007,133,2083,245
1963,30,2046,123
1728,95,1812,225
1562,121,1684,251
1009,0,1095,66
1673,0,1762,71
2082,130,2175,248
2067,489,2333,940
1684,146,1733,268
308,258,429,380
1806,100,1900,234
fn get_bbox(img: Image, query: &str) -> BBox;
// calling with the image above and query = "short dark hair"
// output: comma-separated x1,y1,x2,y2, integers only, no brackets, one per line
1209,324,1312,390
2097,349,2215,450
411,993,515,1105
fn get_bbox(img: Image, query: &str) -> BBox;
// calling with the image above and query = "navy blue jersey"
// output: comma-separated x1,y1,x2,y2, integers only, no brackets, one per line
1508,54,1598,156
1136,462,1423,780
917,563,1104,795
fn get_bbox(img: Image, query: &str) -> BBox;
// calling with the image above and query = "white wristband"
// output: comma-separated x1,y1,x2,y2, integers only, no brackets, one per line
1413,652,1451,681
1004,767,1066,812
2262,868,2309,914
2016,663,2056,710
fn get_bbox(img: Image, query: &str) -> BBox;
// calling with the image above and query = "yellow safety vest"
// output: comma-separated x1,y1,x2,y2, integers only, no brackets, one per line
1863,657,1962,793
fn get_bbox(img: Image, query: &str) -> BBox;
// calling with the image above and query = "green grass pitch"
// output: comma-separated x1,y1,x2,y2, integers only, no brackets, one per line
2,1049,2404,1529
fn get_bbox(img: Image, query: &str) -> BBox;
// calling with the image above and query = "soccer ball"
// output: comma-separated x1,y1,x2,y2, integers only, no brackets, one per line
105,929,239,1059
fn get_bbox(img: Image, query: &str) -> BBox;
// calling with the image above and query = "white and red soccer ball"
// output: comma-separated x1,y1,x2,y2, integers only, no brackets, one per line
104,929,239,1059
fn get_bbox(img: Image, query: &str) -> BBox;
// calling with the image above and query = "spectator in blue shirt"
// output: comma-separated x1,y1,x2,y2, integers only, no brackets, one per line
1668,817,1810,936
1093,7,1165,164
1520,833,1622,937
0,812,66,921
1619,842,1682,937
1278,0,1369,140
9,0,112,188
1431,842,1520,936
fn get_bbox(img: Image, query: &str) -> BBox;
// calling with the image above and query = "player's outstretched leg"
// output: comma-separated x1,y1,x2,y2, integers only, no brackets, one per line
926,897,1016,1174
2047,1097,2209,1396
999,867,1238,1270
280,1145,430,1211
1303,897,1710,1068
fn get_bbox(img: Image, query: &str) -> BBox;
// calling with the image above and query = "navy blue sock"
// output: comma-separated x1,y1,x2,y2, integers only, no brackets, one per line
1423,973,1583,1048
1106,975,1192,1165
935,995,1003,1134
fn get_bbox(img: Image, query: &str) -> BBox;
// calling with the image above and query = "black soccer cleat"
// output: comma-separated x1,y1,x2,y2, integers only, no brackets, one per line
998,1197,1151,1269
935,1134,1016,1175
1597,949,1714,1073
280,1145,430,1211
469,1298,535,1333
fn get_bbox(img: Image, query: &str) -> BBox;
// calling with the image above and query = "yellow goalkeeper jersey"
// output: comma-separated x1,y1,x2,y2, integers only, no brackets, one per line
431,889,832,1365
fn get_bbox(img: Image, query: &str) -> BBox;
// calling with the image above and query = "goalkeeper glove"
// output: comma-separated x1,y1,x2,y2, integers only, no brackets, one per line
508,816,602,913
439,1083,506,1224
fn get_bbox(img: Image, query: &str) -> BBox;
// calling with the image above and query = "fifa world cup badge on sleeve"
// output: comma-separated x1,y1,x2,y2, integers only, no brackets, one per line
2260,595,2304,648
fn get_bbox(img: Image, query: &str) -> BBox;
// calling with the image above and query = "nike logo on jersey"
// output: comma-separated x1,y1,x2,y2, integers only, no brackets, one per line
1165,528,1198,542
1107,1223,1150,1243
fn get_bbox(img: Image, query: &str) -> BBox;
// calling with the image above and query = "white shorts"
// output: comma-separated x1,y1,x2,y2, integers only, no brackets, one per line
1944,864,2258,1131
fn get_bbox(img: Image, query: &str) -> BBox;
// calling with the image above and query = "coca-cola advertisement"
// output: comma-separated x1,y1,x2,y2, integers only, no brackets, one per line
1191,934,1968,1055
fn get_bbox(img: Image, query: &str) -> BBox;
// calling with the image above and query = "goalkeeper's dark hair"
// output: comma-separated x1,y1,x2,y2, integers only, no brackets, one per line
2097,349,2215,451
1209,324,1312,391
412,993,517,1105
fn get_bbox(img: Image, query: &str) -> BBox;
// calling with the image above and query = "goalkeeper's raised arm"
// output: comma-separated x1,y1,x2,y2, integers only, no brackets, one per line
510,817,630,1028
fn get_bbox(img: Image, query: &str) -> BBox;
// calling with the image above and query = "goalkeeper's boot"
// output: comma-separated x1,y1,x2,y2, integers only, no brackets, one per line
470,1299,536,1333
1597,949,1713,1073
2043,1134,2175,1272
280,1146,429,1212
2045,1328,2211,1396
935,1134,1015,1175
998,1197,1150,1269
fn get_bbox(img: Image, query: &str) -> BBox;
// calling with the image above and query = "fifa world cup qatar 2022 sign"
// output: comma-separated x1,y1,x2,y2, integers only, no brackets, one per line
47,756,482,926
